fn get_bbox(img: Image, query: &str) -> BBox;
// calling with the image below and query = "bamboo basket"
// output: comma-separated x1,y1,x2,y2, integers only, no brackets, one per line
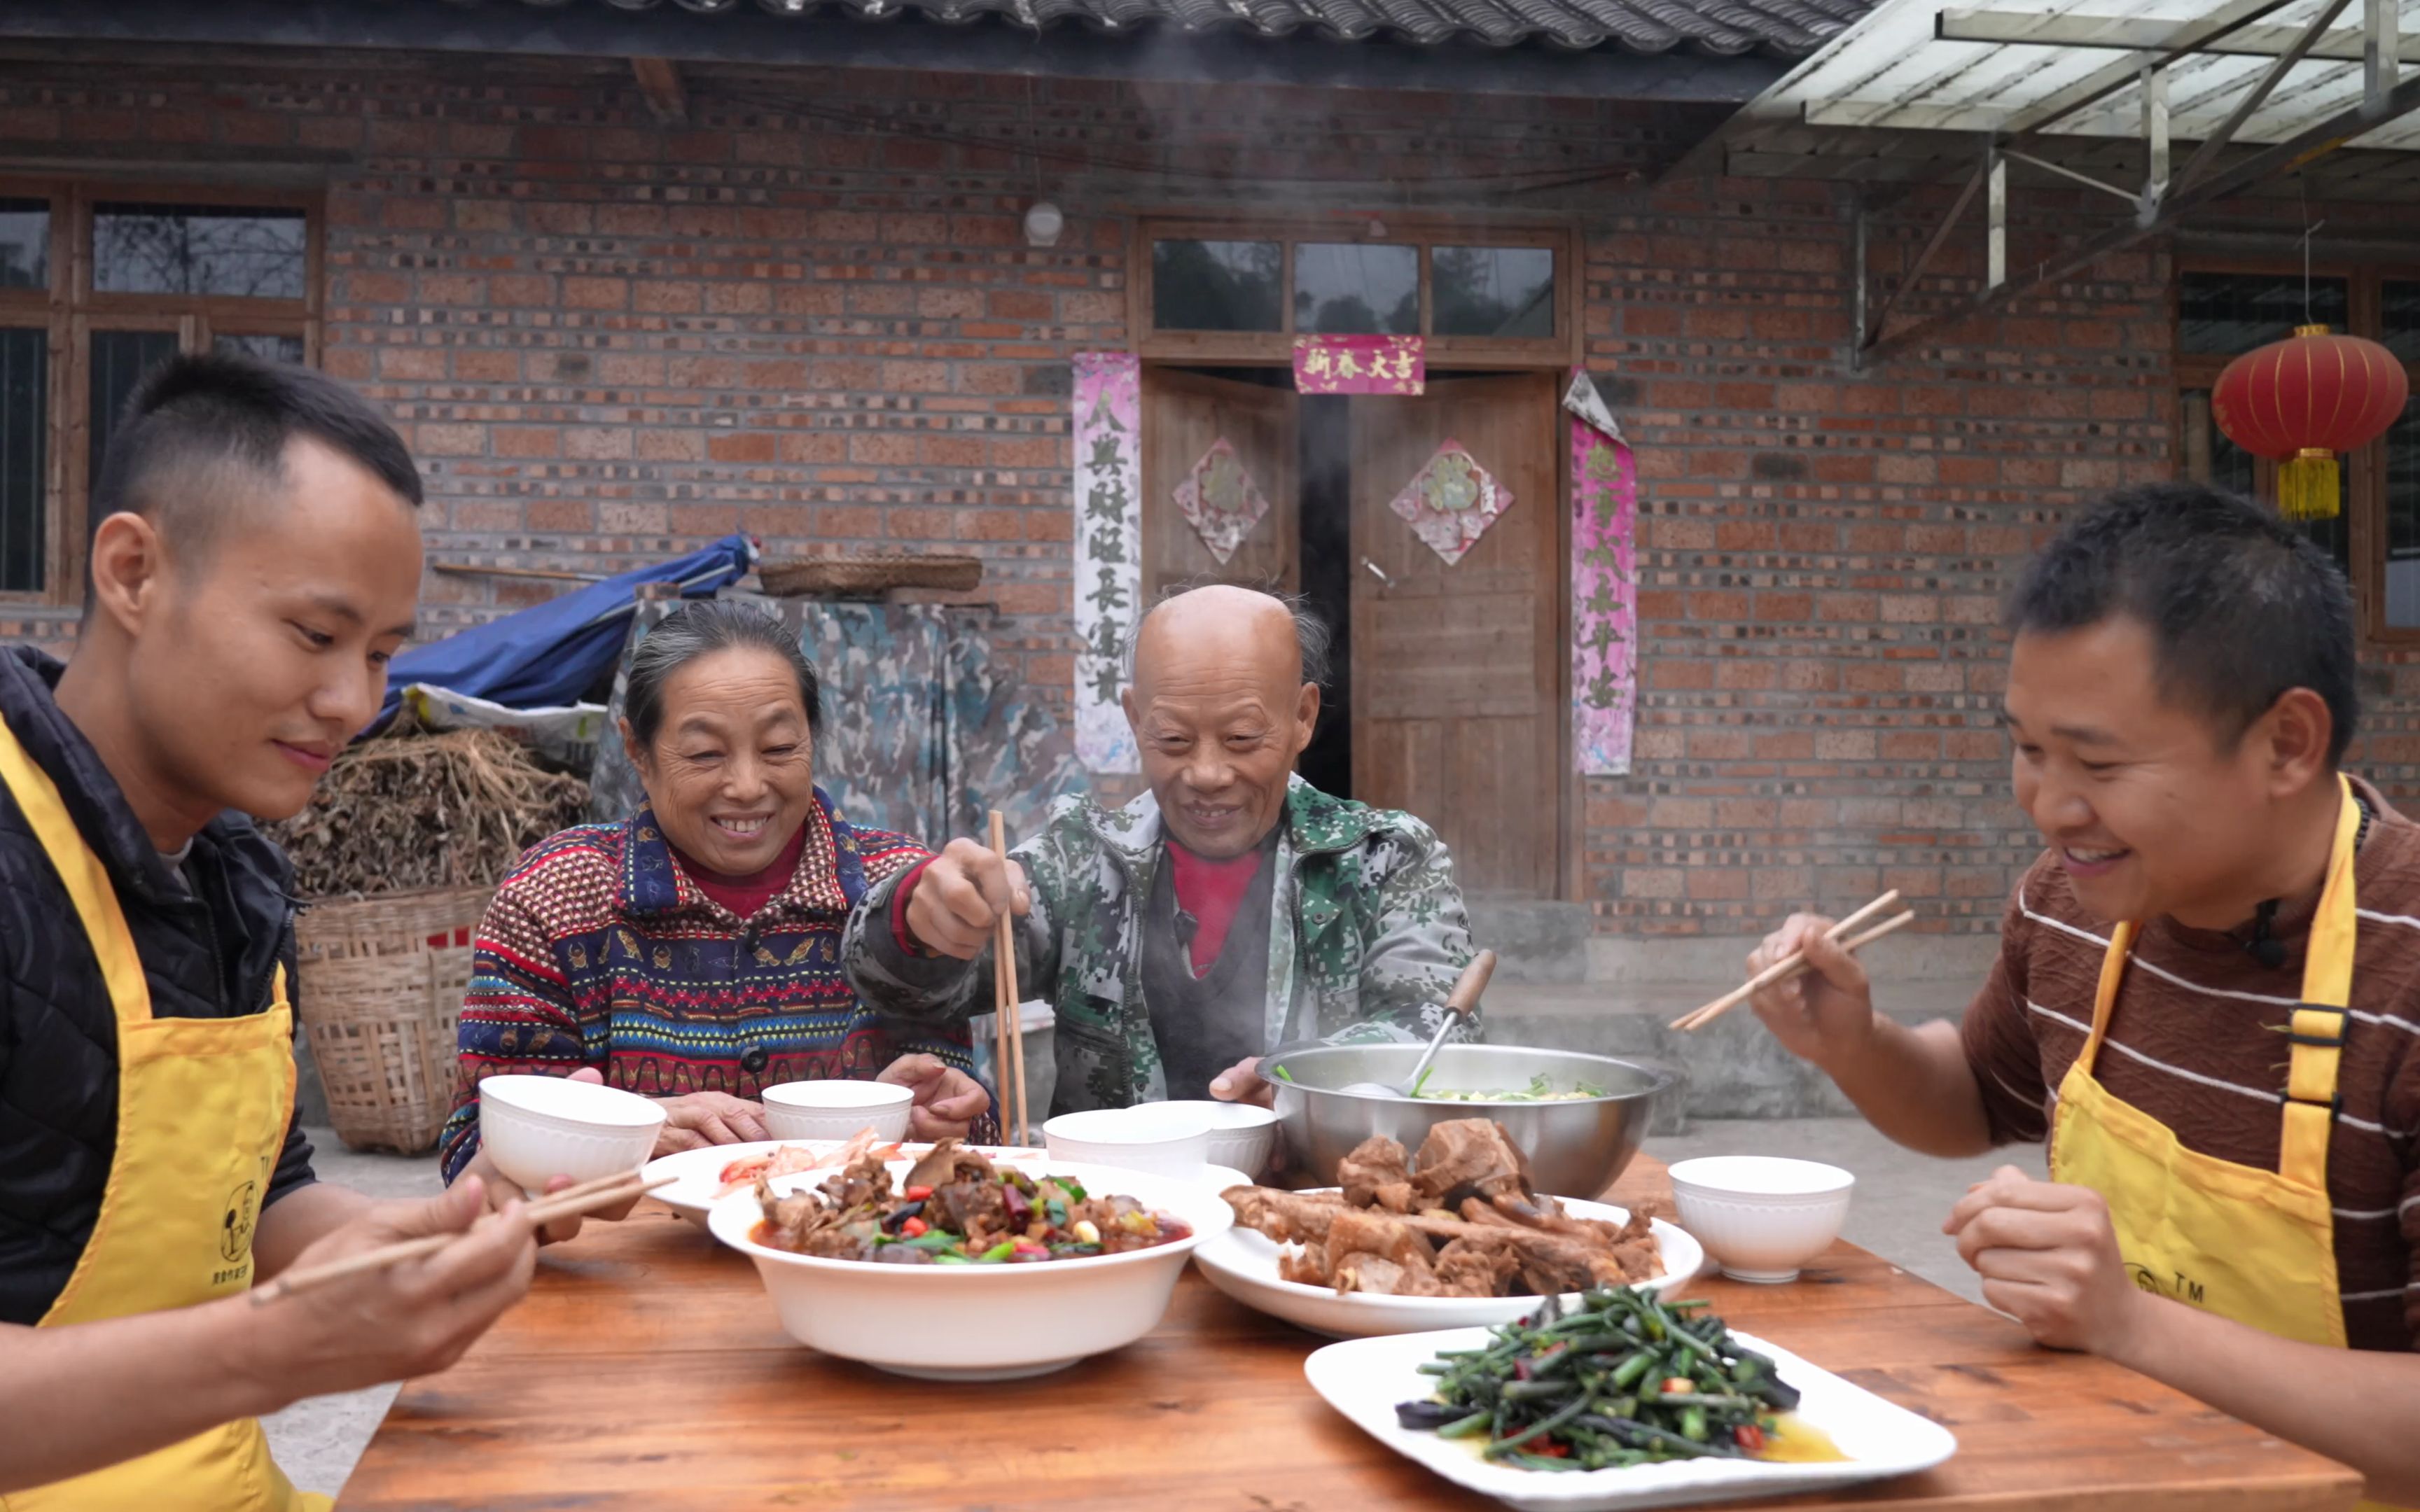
293,886,494,1154
758,554,982,598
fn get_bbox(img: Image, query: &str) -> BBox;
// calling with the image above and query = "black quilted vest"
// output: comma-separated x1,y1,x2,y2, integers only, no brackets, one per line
0,648,313,1324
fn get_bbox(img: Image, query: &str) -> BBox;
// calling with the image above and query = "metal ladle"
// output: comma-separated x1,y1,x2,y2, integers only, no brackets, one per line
1338,948,1497,1099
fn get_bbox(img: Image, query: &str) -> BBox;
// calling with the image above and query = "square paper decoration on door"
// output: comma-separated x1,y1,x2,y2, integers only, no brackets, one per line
1388,439,1512,565
1174,436,1272,564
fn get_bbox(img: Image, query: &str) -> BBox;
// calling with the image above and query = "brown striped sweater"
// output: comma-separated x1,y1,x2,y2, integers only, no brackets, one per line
1961,778,2420,1352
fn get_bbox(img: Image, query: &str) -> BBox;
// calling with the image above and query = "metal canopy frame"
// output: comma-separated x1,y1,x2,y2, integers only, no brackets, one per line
1937,5,2412,64
1868,64,2420,359
1689,0,2420,364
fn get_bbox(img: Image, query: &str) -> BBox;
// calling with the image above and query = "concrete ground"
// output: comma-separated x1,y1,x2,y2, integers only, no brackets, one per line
265,1118,2043,1499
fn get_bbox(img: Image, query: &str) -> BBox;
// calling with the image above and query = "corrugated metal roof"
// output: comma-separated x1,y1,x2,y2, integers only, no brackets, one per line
481,0,1873,54
1735,0,2420,150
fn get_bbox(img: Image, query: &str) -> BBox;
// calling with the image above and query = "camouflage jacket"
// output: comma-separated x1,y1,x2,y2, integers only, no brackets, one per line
842,777,1480,1112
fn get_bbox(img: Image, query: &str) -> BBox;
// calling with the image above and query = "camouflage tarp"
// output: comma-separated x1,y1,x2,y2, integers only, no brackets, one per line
587,593,1086,850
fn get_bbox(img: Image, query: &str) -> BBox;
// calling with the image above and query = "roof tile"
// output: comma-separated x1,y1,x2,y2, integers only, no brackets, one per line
506,0,1868,55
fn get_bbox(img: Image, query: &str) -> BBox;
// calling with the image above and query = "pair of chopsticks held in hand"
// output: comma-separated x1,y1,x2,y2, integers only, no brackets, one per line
250,1168,674,1308
987,808,1031,1149
1670,890,1917,1032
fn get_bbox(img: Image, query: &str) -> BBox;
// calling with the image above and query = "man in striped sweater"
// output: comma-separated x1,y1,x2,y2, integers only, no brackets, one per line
1749,483,2419,1505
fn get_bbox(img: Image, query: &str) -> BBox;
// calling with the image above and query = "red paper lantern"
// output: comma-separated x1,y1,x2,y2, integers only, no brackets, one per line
2211,324,2409,521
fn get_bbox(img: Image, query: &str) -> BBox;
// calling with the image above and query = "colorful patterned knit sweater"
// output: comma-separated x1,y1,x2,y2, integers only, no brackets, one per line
439,790,988,1182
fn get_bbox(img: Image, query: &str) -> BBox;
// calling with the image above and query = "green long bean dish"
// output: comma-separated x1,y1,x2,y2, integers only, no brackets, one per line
1393,1287,1806,1473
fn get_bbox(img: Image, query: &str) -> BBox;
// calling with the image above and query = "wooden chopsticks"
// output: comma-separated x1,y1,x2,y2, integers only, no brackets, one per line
1670,890,1916,1032
249,1170,673,1307
988,808,1031,1148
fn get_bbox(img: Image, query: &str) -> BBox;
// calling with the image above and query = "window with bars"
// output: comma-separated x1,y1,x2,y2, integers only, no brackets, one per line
0,186,317,601
2176,269,2420,640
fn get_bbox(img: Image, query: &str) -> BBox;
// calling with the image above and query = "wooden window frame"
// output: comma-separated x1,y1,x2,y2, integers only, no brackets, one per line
1131,214,1580,370
0,178,321,607
2175,260,2420,648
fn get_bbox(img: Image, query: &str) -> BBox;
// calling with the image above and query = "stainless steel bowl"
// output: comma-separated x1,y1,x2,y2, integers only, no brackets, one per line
1261,1042,1674,1199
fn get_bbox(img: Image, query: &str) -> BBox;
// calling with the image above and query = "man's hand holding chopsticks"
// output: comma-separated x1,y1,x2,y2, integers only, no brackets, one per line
1737,911,1996,1160
246,1177,539,1399
1745,913,1880,1069
904,836,1031,959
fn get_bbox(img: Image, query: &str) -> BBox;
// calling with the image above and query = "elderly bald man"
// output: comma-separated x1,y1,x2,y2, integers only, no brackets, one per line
844,584,1478,1116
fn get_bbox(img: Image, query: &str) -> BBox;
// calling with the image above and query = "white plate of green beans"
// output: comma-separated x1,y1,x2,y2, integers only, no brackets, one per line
1304,1289,1955,1509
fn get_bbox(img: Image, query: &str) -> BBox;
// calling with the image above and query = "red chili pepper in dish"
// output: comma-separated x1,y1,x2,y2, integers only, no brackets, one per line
905,1185,934,1201
900,1217,929,1238
1734,1424,1767,1454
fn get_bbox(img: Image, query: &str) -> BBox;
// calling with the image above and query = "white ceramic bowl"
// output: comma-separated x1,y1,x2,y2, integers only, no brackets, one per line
478,1074,666,1189
707,1156,1233,1380
760,1079,914,1142
1157,1100,1280,1176
1667,1155,1855,1284
1042,1106,1211,1179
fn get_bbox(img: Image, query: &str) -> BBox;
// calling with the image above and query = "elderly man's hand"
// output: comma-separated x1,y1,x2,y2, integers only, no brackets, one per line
1944,1166,2150,1356
904,838,1031,960
877,1053,992,1141
1209,1056,1277,1109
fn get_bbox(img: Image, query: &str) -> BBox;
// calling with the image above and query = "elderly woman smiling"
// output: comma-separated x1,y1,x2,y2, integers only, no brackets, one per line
438,601,989,1187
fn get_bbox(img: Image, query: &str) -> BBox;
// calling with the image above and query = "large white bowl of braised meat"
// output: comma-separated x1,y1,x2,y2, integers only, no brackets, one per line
1195,1117,1703,1339
707,1138,1233,1380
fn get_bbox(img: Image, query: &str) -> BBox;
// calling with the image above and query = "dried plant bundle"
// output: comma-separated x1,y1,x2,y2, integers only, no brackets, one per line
270,729,590,899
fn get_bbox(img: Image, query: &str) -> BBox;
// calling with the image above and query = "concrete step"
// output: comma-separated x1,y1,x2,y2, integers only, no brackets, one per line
1466,899,1592,984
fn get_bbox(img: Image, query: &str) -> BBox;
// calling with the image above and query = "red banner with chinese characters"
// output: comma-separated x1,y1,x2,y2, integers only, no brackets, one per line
1292,335,1424,395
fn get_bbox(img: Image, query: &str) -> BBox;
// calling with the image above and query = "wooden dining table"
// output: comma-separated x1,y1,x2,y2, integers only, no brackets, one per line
340,1154,2364,1511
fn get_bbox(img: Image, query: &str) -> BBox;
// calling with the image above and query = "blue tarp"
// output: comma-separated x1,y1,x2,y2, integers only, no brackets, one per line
374,534,757,736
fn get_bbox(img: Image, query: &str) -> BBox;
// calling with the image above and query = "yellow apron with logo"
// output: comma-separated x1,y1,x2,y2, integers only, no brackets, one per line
2052,776,2400,1511
0,712,326,1512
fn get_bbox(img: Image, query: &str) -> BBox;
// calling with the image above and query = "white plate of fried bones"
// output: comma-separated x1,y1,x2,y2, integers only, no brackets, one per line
1193,1187,1704,1340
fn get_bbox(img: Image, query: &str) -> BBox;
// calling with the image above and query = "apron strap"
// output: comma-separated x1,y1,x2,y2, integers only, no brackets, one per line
0,711,151,1028
2281,775,2363,1189
2079,919,2137,1078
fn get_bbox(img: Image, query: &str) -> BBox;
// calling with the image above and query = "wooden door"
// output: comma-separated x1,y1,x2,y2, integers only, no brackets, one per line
1350,374,1562,899
1141,369,1299,599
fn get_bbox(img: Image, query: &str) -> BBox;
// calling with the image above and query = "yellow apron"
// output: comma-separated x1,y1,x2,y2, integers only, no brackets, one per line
2052,775,2398,1511
0,712,326,1512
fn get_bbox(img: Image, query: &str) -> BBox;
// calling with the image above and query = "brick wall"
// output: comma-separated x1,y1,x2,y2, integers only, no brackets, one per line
1582,181,2172,934
3,50,2408,940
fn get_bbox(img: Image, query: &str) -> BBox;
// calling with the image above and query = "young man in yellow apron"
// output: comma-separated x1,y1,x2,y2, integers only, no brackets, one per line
1746,483,2420,1507
0,354,546,1506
